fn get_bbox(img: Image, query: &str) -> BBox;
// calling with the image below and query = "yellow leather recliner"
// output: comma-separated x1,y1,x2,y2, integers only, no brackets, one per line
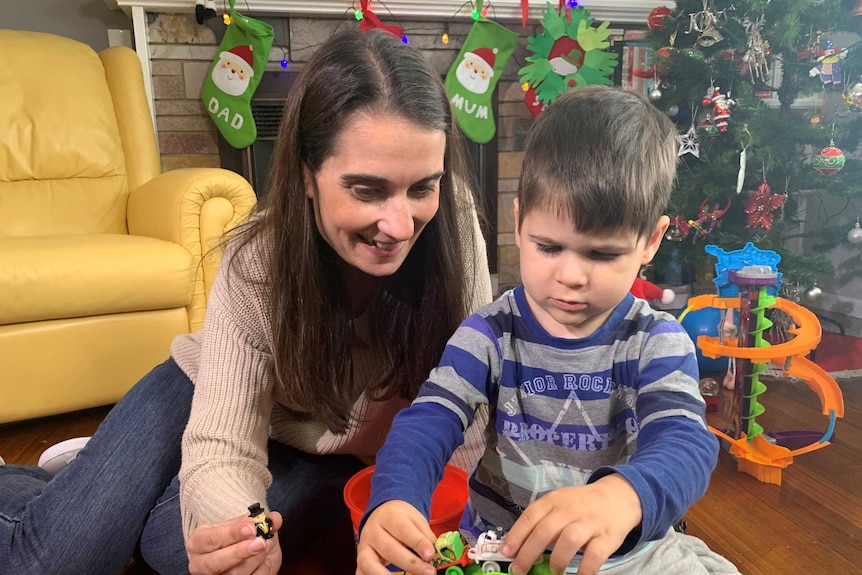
0,30,258,423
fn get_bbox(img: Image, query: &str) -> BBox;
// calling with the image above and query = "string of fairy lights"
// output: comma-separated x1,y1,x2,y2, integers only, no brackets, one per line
203,0,584,69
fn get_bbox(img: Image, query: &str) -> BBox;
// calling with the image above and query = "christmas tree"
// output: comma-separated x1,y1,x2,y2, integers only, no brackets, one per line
642,0,862,290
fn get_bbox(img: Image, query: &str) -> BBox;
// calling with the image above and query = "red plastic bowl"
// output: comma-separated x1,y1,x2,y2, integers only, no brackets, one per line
344,464,468,537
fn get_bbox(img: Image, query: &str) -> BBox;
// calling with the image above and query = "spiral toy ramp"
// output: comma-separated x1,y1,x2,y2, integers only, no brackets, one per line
683,290,844,486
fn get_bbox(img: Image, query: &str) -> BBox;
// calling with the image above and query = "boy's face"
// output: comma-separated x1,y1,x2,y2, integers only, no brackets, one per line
514,200,668,339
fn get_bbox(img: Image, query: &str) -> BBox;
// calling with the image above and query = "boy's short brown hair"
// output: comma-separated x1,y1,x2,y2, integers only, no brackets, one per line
517,86,678,239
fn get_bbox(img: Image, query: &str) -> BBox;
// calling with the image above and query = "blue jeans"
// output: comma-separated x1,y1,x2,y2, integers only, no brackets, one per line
0,358,365,575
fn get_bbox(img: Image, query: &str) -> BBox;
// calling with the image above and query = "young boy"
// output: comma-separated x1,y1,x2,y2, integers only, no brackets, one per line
356,87,739,575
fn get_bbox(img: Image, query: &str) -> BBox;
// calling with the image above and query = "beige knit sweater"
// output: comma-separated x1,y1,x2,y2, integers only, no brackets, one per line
172,206,493,539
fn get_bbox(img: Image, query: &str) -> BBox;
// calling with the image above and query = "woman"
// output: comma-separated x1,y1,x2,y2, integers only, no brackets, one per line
0,29,491,575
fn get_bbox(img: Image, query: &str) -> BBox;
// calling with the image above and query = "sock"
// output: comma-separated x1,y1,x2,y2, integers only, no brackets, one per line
444,18,518,144
201,1,273,149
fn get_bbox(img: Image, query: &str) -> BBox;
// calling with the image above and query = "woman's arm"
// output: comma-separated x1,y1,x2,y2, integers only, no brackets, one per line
179,238,277,539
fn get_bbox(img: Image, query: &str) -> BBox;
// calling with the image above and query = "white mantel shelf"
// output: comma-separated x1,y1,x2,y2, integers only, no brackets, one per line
107,0,664,126
111,1,665,23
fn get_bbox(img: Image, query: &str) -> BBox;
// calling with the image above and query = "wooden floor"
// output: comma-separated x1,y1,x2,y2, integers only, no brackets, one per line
1,375,860,575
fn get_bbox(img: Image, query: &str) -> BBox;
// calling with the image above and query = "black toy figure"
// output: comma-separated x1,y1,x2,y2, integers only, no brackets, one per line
247,502,274,540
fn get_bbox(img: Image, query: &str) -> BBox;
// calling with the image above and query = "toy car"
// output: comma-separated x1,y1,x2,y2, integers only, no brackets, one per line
430,530,472,574
467,528,512,573
402,529,551,575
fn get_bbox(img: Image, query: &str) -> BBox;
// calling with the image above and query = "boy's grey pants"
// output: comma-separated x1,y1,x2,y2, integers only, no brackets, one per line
566,528,741,574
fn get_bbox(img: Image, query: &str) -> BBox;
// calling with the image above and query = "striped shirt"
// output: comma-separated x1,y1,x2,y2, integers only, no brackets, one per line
367,286,718,557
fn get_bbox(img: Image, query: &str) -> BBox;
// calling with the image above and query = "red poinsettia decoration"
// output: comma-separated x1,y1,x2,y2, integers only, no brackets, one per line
744,181,786,231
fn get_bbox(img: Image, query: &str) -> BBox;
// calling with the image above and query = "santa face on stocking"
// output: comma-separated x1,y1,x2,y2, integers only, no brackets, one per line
212,44,255,97
455,47,497,95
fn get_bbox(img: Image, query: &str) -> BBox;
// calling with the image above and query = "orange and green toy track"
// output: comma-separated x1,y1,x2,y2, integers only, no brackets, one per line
682,293,844,485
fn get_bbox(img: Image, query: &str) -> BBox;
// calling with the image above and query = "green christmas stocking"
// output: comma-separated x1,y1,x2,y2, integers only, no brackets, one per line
444,17,518,144
201,0,273,149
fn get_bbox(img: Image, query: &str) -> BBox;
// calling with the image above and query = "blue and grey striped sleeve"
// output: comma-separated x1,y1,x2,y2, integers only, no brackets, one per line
591,316,718,546
360,313,500,529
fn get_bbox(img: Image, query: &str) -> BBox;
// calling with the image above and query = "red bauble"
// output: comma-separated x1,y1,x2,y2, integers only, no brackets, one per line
647,6,673,31
813,146,846,176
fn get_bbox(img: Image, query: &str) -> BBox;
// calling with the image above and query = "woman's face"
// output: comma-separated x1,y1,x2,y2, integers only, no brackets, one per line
305,112,446,278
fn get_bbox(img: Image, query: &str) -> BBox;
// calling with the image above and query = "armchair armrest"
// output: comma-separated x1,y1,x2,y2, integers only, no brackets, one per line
128,168,257,331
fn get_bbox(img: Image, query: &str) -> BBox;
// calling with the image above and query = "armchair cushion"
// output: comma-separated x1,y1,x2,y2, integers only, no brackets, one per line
0,234,193,325
0,28,129,237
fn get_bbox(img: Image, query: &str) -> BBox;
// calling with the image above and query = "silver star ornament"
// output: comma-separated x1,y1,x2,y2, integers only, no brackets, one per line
678,124,700,158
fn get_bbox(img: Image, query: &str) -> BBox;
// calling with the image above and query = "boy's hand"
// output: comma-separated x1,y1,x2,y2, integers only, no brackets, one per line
355,500,438,575
501,474,642,575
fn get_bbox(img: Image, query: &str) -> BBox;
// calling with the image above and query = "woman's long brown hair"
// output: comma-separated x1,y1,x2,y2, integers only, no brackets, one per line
228,30,480,433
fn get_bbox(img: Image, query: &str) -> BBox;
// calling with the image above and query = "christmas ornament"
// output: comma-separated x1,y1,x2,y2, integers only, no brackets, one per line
445,3,518,143
848,219,862,244
737,126,752,194
810,114,823,127
697,117,719,137
805,284,822,302
687,4,724,47
744,181,786,232
519,4,618,108
356,0,404,38
722,49,749,76
683,48,705,61
701,92,712,108
842,77,862,113
647,6,673,31
699,377,720,396
742,14,769,82
780,282,801,303
689,197,731,239
809,40,846,89
665,217,688,241
710,87,732,132
699,85,732,133
797,29,821,60
201,0,274,149
649,87,663,101
657,46,674,60
813,143,845,176
666,104,680,116
678,122,700,158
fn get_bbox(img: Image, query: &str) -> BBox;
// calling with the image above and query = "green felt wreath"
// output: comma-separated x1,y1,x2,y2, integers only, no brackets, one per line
518,3,618,103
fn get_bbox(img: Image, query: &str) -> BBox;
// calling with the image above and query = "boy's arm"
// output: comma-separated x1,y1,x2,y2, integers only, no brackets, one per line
361,315,500,529
364,401,468,524
589,319,718,547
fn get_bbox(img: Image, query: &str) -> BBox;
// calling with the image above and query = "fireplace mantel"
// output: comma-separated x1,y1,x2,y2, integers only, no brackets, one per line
106,0,664,124
109,1,665,22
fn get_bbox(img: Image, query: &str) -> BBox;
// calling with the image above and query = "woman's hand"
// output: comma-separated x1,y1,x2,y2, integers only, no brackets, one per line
186,511,283,575
501,474,642,575
356,500,437,575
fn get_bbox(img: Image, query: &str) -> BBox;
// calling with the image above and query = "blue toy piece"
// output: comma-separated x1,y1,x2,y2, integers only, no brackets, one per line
705,242,782,297
678,307,729,374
